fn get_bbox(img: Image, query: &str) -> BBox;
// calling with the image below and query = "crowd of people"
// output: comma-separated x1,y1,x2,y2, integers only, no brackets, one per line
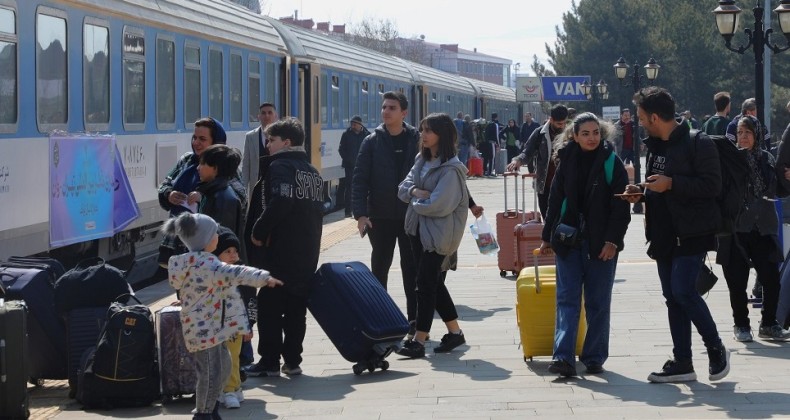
156,84,790,419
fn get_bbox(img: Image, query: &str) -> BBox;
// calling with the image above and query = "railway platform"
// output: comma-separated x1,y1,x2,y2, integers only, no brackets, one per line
27,174,790,419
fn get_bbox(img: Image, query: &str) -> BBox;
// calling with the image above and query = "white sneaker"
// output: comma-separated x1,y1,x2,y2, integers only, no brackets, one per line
234,389,245,403
223,392,241,409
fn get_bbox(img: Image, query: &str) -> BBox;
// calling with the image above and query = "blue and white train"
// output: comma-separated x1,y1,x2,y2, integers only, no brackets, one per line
0,0,519,277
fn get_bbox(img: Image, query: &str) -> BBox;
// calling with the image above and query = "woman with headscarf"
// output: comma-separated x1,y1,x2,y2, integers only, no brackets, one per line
720,115,790,342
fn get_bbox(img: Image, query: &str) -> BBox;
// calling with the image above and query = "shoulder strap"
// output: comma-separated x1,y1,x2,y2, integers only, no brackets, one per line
604,151,615,186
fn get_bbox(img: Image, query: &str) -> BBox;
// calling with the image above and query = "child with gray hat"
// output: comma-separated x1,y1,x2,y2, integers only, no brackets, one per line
163,213,282,420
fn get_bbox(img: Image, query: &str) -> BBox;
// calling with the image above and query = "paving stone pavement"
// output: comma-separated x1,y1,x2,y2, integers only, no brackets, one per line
31,171,790,419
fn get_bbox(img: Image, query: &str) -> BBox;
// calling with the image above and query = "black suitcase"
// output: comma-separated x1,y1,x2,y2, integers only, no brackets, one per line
0,299,30,419
156,306,196,401
309,262,409,375
66,307,108,397
0,266,67,382
7,256,66,280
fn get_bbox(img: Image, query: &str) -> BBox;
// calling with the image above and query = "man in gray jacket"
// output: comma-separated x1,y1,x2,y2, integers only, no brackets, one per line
241,102,278,196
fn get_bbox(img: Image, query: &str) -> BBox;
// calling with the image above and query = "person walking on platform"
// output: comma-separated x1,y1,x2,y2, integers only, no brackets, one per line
622,87,730,383
719,116,790,343
396,113,469,358
337,115,370,218
454,112,470,166
538,112,631,377
503,118,520,163
483,113,504,176
613,109,634,164
507,104,569,218
352,91,419,322
520,112,540,145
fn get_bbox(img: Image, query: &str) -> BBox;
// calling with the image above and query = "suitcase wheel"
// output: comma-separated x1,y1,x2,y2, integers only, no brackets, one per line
500,270,506,277
352,359,389,375
353,364,364,375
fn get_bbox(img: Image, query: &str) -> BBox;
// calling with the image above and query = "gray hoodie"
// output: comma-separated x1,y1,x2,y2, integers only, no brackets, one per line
398,155,469,266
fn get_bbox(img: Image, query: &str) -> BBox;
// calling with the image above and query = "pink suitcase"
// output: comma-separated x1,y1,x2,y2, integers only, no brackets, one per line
497,173,538,277
515,174,554,271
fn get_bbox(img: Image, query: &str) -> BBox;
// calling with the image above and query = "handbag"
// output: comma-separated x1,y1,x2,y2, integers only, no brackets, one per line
696,255,718,296
553,222,580,247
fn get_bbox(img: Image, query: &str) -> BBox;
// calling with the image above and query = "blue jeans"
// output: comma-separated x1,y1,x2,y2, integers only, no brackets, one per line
458,142,469,167
194,342,231,414
554,239,617,366
656,254,722,361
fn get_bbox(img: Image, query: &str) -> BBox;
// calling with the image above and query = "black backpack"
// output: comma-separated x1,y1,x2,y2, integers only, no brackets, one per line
690,130,750,233
77,297,159,409
54,257,132,313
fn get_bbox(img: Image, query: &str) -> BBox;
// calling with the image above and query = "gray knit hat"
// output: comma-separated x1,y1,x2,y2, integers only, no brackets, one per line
163,213,219,252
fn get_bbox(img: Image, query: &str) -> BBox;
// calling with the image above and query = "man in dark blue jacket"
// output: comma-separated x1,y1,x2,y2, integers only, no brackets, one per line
352,91,419,324
623,87,730,384
337,115,370,217
244,117,324,377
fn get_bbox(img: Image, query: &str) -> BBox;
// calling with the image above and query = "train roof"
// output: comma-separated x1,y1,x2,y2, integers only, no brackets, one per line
70,0,286,55
399,59,477,95
264,16,415,83
463,77,516,102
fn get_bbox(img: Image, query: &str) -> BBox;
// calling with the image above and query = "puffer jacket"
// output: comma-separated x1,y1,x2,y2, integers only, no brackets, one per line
168,252,272,353
398,156,469,269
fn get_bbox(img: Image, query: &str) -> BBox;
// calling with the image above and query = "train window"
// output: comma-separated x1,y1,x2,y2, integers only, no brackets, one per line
209,48,223,121
184,44,200,125
331,75,339,126
264,60,276,105
342,76,349,126
431,92,437,102
360,82,368,123
320,73,327,125
155,37,175,128
446,95,451,103
0,6,17,128
229,53,242,125
377,83,384,95
84,22,110,129
122,27,145,129
248,58,260,123
36,11,68,129
352,80,359,121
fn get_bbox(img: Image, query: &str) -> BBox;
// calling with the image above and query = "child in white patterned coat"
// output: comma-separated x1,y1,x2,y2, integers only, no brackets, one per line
163,213,282,420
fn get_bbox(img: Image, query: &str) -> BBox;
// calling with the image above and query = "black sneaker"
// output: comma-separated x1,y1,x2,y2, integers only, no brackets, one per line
708,344,730,381
647,359,697,383
397,340,425,358
433,332,466,353
548,359,577,377
281,364,302,376
585,363,604,374
243,361,280,377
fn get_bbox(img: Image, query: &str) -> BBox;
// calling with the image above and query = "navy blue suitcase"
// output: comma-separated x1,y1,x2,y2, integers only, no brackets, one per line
0,299,30,419
309,262,409,375
0,266,68,382
66,307,108,397
7,256,66,280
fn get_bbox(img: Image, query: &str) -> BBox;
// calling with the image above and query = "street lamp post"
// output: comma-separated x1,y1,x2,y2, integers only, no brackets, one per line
613,57,660,214
713,0,790,124
581,79,609,116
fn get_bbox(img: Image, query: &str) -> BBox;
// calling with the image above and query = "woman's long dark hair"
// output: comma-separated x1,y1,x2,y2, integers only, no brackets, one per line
419,113,457,163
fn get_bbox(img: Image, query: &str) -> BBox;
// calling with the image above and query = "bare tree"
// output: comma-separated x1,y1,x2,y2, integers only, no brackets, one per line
346,18,401,57
224,0,261,14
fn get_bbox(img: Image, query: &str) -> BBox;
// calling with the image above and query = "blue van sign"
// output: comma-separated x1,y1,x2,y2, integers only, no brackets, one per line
541,76,591,101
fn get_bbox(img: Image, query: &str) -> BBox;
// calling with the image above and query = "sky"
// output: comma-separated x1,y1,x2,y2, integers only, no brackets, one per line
264,0,577,76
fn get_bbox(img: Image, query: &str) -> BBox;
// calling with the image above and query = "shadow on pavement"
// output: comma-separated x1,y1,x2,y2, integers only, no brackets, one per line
455,304,511,322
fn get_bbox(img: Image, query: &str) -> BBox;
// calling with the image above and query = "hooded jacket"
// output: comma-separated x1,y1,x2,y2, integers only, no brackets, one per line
398,155,469,268
196,177,248,260
248,149,323,297
168,252,271,353
352,122,419,220
339,125,370,169
541,139,631,258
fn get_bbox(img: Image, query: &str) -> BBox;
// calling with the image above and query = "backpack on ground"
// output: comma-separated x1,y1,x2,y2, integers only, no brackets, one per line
54,257,132,313
690,130,750,233
77,297,159,409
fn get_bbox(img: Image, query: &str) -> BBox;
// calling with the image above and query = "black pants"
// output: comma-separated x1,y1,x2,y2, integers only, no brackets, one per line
538,191,549,220
336,166,353,213
408,233,458,333
368,218,417,320
481,142,495,175
721,230,781,328
256,287,308,369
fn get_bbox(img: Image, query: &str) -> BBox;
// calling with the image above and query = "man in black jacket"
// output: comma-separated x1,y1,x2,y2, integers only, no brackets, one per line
244,117,324,377
337,115,370,217
352,91,419,323
623,87,730,384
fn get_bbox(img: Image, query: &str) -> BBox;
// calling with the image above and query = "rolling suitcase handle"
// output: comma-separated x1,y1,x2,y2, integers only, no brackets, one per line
502,172,519,217
521,173,540,223
532,249,542,294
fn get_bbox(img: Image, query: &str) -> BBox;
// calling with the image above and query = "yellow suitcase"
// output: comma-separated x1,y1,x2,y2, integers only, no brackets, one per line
516,252,586,361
